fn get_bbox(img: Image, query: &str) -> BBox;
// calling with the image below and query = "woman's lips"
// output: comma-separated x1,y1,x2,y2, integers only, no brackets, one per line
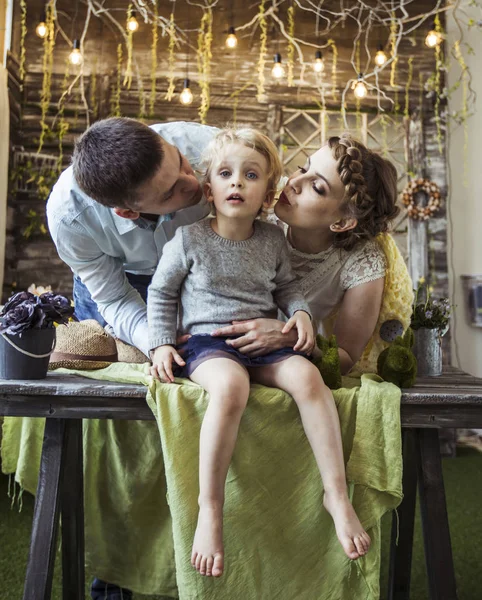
278,191,291,205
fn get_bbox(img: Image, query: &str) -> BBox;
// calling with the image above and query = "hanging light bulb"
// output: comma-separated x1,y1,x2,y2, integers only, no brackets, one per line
313,50,325,73
127,12,139,33
374,44,387,67
69,39,83,66
180,78,194,105
226,27,238,49
36,18,48,39
352,74,368,99
272,53,285,79
425,26,443,48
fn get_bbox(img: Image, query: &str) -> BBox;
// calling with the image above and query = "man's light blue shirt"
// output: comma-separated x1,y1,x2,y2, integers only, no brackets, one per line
47,121,219,356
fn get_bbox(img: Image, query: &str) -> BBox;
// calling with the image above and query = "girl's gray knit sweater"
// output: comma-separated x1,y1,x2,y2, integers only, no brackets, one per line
148,218,311,350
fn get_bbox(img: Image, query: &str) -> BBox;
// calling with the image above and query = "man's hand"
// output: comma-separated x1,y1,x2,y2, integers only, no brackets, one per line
149,344,185,383
211,318,297,357
282,311,314,353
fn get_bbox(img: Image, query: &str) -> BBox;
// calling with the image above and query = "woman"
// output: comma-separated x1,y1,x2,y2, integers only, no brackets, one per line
212,133,413,373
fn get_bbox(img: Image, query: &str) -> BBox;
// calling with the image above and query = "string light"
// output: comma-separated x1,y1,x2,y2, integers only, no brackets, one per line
36,17,48,39
425,26,443,48
127,12,139,32
226,26,238,49
313,50,325,73
352,74,368,99
180,78,193,105
69,39,83,66
272,53,285,79
374,44,387,67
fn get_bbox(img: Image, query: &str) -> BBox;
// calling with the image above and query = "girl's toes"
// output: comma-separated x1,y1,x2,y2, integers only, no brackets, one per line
206,556,214,577
191,551,197,567
212,553,224,577
200,556,208,575
354,535,367,556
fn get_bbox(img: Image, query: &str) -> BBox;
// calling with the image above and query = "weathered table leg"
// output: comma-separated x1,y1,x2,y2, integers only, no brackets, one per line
388,428,418,600
60,419,85,600
416,428,458,600
23,419,66,600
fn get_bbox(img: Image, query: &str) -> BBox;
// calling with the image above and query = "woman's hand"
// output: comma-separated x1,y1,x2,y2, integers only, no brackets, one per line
211,318,298,356
149,344,185,383
282,310,314,353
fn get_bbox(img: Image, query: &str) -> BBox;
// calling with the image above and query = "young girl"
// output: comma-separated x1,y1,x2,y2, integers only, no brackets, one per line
148,129,370,578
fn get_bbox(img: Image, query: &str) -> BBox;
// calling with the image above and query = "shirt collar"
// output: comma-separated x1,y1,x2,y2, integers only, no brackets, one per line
111,210,175,235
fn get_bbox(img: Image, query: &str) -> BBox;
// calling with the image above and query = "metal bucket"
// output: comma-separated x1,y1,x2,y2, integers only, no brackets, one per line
413,327,442,377
0,328,56,379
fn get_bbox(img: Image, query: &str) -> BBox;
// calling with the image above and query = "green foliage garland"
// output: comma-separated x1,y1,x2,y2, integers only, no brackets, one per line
164,11,176,102
19,0,27,88
149,1,158,115
197,8,213,124
37,0,56,153
256,0,267,102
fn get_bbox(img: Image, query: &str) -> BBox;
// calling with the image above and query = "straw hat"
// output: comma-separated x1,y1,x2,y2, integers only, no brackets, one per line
114,337,149,364
49,320,118,370
49,319,150,370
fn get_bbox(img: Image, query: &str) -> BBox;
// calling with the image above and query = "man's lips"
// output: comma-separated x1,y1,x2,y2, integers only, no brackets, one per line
277,191,291,205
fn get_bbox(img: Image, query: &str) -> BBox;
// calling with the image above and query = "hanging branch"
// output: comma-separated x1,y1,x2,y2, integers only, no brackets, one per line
112,43,123,116
287,4,295,87
256,0,268,101
90,57,99,119
434,13,444,155
37,0,56,153
124,3,134,89
57,58,71,174
197,6,213,123
19,0,27,88
149,0,159,115
404,56,414,118
165,9,177,101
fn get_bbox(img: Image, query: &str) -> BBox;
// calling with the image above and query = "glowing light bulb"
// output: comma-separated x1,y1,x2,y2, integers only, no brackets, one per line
272,54,285,79
374,46,387,67
226,27,238,49
127,14,139,32
313,50,325,73
36,21,48,39
180,79,193,105
69,40,83,66
353,75,368,99
425,29,442,48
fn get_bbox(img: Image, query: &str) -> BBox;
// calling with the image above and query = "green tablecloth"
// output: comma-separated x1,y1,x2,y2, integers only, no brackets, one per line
1,364,402,599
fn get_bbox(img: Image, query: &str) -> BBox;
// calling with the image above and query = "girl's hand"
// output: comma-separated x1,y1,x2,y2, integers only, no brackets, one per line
282,311,315,353
211,318,297,357
149,345,185,383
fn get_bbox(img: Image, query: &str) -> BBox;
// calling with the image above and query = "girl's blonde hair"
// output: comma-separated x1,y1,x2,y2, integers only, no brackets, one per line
328,133,400,251
203,128,283,196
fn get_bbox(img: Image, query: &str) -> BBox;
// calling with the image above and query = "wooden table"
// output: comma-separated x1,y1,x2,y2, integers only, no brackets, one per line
1,368,481,600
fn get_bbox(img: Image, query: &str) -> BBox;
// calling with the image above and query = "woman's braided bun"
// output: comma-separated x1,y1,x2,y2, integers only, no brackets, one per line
328,133,400,251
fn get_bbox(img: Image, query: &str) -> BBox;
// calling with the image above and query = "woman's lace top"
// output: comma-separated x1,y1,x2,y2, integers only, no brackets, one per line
286,237,386,336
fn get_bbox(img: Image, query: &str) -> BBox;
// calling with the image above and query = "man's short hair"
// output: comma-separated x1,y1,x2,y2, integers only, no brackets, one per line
72,117,164,209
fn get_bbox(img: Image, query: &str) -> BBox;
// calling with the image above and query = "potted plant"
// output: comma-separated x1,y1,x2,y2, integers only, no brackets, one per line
0,290,75,379
411,284,451,376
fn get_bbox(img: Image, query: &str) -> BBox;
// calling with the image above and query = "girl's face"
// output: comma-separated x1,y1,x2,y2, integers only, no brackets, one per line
204,142,272,219
275,145,347,231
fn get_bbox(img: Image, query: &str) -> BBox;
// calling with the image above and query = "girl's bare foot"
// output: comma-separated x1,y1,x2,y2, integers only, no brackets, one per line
191,505,224,577
323,490,371,560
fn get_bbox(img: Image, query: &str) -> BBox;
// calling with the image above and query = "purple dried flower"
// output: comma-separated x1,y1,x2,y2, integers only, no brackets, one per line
0,289,74,335
0,302,37,335
1,291,39,315
425,310,433,319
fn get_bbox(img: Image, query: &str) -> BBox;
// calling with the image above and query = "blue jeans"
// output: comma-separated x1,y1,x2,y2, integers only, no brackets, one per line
73,273,151,600
73,273,151,323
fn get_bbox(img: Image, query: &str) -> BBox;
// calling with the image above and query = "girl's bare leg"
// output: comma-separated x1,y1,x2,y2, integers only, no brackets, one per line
250,356,371,560
189,358,250,577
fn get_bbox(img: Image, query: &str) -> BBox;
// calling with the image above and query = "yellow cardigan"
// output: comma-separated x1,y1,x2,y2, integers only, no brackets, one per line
352,233,414,374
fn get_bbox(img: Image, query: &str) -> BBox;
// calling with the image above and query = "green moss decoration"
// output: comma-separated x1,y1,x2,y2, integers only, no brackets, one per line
377,328,417,389
313,334,342,390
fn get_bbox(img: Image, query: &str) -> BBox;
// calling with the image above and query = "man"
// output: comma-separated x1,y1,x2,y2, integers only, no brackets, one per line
47,117,219,357
47,117,219,600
